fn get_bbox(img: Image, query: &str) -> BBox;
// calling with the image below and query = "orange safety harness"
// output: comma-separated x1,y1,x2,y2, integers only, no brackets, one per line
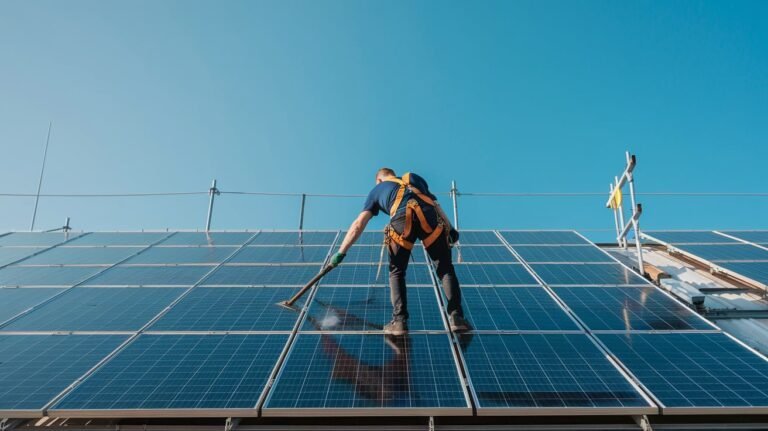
383,173,445,250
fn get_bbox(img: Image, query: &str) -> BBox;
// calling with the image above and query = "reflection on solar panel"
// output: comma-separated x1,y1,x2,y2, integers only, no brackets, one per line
456,231,501,245
722,231,768,245
125,247,236,265
1,288,184,331
149,287,300,331
0,334,127,412
599,333,768,410
250,232,337,246
51,334,287,414
229,246,330,264
530,264,648,286
672,244,768,262
303,286,443,331
453,246,518,263
0,288,64,324
21,247,143,265
718,262,768,285
84,265,212,286
553,287,711,331
264,333,468,414
158,232,255,246
512,245,614,263
203,265,322,286
0,247,40,266
644,231,737,244
460,333,652,413
459,287,578,331
0,266,103,286
500,231,588,245
68,232,169,246
0,232,80,247
321,264,433,285
452,264,537,285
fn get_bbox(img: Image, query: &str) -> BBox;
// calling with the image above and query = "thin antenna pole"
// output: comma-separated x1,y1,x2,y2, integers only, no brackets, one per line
30,122,52,231
205,179,218,231
298,193,307,230
450,180,460,230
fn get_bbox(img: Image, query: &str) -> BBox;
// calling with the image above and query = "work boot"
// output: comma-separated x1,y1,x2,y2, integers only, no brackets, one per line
383,319,408,336
449,314,470,333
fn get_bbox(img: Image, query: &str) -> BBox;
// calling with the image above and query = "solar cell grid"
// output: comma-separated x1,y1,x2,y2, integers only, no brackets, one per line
673,244,768,262
0,232,81,247
722,231,768,245
0,334,127,412
643,231,737,245
0,266,104,287
512,245,614,263
250,231,337,246
599,333,768,410
84,265,213,286
456,231,501,245
0,288,65,324
458,287,578,331
124,247,236,265
530,264,648,286
21,247,144,266
0,247,40,266
717,262,768,286
452,263,538,286
149,287,300,332
203,265,322,286
460,333,652,412
500,231,588,245
552,287,712,331
51,334,288,413
452,246,518,263
67,232,169,246
229,246,330,264
321,264,433,285
264,333,468,413
1,287,185,331
302,286,443,331
157,232,255,246
332,245,426,263
344,231,386,245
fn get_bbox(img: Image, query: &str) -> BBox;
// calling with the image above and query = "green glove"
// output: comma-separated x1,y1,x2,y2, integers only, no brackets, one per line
330,252,346,267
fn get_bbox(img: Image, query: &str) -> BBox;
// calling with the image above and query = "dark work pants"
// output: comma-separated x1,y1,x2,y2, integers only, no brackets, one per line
388,212,463,322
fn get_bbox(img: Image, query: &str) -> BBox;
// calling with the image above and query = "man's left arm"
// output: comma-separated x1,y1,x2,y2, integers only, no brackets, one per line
330,211,374,266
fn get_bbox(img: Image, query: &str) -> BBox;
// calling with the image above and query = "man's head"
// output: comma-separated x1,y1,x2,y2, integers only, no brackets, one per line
375,167,396,184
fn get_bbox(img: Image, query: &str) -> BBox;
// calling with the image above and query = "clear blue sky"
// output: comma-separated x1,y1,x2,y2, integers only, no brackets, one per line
1,0,766,240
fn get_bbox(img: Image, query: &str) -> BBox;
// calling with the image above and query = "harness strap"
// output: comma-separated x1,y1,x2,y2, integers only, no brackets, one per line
384,172,435,217
386,226,414,250
422,222,445,248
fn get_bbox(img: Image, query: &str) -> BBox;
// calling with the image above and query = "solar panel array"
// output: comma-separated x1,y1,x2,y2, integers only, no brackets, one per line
643,230,768,289
1,230,768,419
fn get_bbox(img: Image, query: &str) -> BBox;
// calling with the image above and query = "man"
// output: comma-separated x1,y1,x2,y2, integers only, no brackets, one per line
330,168,469,335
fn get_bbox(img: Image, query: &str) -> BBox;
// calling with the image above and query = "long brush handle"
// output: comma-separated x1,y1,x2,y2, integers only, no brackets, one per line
284,264,335,306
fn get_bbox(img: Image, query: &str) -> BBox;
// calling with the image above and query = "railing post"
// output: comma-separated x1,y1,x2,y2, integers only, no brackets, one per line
63,217,71,233
450,180,460,230
205,179,219,231
298,193,307,230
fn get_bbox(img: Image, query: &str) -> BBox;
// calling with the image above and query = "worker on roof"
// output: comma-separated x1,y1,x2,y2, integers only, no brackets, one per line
331,168,469,335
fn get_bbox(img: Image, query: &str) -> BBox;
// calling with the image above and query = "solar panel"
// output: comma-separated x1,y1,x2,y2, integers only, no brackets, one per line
717,262,768,285
0,334,127,415
229,246,330,264
149,287,300,332
67,232,169,246
157,232,255,246
456,231,502,245
343,231,386,245
500,231,588,245
0,288,65,324
512,245,614,263
51,334,288,414
250,232,337,246
0,232,81,247
459,287,578,331
599,333,768,411
333,245,426,264
452,246,518,263
552,287,712,331
0,266,104,287
721,231,768,245
672,244,768,262
530,264,648,286
21,247,143,265
320,264,433,286
125,247,236,265
202,265,322,286
84,265,213,286
459,333,653,414
0,247,40,266
643,231,737,244
452,264,537,286
302,286,443,331
263,333,469,414
1,288,184,331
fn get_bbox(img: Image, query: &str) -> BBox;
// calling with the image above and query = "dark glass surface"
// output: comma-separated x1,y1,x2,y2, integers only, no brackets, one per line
0,232,81,247
84,265,212,286
158,232,255,246
456,231,502,245
229,246,330,264
599,333,768,408
52,334,287,410
644,231,737,244
460,333,651,409
452,264,537,286
203,265,322,286
22,247,143,265
718,262,768,285
333,245,426,264
452,246,518,263
265,333,467,410
250,232,337,246
321,264,433,286
0,266,103,287
125,247,236,265
677,244,768,262
530,264,648,286
0,247,41,266
722,231,768,245
67,232,168,246
500,231,588,245
0,334,127,410
459,287,577,331
0,288,65,324
513,245,613,263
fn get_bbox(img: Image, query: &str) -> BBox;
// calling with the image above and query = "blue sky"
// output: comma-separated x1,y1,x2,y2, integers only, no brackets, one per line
1,0,766,241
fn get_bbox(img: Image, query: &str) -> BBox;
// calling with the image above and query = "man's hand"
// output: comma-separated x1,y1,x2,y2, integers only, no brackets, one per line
330,252,346,267
448,228,460,245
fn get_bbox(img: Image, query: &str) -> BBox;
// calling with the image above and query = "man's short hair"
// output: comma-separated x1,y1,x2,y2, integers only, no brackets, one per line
376,167,396,179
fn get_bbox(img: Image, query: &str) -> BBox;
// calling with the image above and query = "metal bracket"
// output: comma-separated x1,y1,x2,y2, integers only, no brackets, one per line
0,418,25,431
607,151,644,271
632,414,653,431
428,416,435,431
224,417,240,431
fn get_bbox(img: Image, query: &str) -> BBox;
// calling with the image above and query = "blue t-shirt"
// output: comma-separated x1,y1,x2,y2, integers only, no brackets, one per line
362,173,437,218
